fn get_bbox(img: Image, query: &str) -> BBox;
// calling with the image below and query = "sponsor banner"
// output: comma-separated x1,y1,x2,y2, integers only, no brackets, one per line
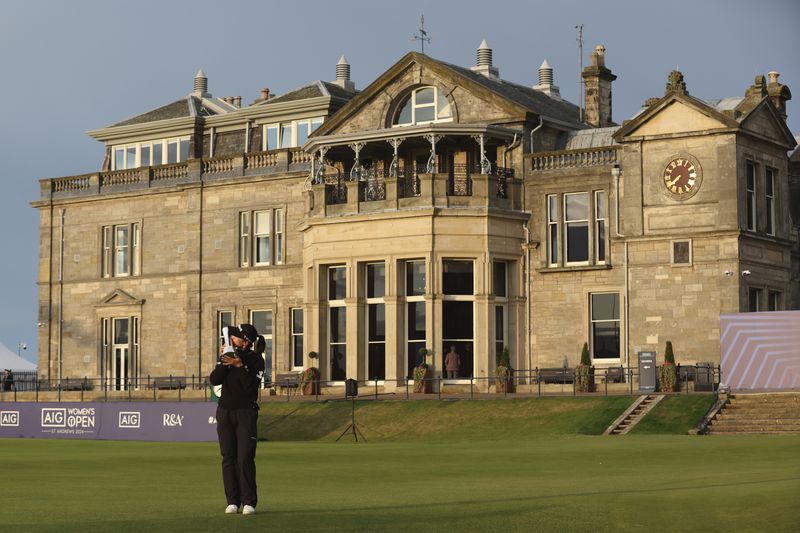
0,402,217,442
720,311,800,391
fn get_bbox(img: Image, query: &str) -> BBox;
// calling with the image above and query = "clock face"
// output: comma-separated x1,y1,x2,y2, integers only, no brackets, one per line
663,158,698,195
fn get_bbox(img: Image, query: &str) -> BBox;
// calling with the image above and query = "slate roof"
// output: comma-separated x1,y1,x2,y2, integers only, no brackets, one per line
438,59,584,127
111,96,216,127
557,126,619,150
255,81,357,106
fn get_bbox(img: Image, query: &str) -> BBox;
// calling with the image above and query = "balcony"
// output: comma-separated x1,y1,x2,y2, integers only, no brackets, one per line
307,163,520,217
40,148,312,200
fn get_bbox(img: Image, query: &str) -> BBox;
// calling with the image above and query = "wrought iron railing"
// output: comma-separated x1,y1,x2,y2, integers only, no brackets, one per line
325,183,347,205
359,169,387,202
449,164,473,196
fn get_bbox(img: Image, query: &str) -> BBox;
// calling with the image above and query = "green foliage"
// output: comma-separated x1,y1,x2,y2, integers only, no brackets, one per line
664,341,675,365
499,346,511,368
495,346,512,378
413,362,429,382
418,347,428,357
580,342,591,366
630,394,716,434
575,365,593,392
659,362,677,392
299,367,320,387
308,351,318,360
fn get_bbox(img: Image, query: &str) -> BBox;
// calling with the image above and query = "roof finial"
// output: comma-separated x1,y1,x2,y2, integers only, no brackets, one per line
193,69,209,97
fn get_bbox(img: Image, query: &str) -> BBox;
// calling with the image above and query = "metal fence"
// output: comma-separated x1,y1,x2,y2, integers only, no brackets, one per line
1,364,719,403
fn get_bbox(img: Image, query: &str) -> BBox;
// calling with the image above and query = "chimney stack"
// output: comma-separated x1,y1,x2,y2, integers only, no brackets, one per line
581,45,616,127
766,71,792,121
233,96,241,108
470,39,499,79
332,55,355,92
193,69,210,98
532,59,561,99
261,87,270,100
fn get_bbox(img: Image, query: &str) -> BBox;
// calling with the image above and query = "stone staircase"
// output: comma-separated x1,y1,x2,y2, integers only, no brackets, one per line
605,394,664,435
706,393,800,435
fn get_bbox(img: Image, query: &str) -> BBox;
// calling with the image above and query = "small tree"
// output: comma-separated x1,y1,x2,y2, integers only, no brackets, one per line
580,342,591,366
495,346,514,393
660,340,677,392
664,341,675,365
576,342,593,392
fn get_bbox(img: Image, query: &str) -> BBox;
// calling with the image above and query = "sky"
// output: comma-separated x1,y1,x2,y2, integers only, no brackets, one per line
1,0,798,365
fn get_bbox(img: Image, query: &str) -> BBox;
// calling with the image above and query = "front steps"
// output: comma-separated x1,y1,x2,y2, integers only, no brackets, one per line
604,394,664,435
706,393,800,435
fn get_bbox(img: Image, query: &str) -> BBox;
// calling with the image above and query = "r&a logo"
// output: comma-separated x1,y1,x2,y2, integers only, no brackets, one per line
162,413,184,427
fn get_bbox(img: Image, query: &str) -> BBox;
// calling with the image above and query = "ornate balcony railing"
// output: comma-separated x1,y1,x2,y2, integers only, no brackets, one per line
359,169,387,202
398,167,422,198
449,164,473,196
325,183,347,205
529,146,619,172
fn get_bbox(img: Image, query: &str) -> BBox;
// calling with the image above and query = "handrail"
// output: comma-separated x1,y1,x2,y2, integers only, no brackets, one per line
529,146,620,171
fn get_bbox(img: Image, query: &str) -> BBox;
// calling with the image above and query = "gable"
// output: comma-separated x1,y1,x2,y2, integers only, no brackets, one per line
97,289,145,307
314,53,532,138
739,100,796,147
631,100,730,137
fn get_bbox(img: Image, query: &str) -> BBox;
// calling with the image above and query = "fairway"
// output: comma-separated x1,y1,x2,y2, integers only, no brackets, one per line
2,434,798,532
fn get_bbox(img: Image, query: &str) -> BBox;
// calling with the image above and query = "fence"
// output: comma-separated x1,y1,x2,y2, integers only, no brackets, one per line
1,364,719,403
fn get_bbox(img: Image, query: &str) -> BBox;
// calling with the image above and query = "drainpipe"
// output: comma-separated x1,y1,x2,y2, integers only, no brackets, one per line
524,116,543,381
612,164,629,370
57,208,65,386
502,134,520,170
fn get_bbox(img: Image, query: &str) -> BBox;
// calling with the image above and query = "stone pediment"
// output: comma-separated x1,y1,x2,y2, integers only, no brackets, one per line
615,95,737,141
96,289,145,307
311,52,578,140
738,98,796,148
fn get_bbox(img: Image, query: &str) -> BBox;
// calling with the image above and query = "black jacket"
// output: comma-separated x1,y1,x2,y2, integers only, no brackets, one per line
209,348,265,409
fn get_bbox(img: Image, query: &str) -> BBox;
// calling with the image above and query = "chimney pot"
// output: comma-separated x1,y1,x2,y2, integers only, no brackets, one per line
261,87,269,100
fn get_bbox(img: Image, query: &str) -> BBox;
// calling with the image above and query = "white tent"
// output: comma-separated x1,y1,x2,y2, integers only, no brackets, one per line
0,342,37,371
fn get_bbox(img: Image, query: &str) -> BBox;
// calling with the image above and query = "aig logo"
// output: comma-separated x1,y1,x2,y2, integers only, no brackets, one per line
118,411,141,429
1,411,19,427
162,413,184,427
41,408,66,427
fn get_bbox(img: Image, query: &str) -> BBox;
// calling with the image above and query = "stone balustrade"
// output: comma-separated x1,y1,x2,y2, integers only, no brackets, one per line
41,148,311,200
529,146,619,172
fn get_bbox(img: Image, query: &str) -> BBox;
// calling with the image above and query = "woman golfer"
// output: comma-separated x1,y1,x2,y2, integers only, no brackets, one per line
209,324,265,515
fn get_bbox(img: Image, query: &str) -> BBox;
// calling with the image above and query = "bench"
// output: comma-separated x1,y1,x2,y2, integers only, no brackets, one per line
274,373,301,394
601,366,625,384
152,376,186,390
59,378,93,391
538,368,575,384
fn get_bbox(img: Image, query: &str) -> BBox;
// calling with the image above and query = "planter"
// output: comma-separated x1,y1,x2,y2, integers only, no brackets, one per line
495,376,514,393
302,379,320,396
413,369,432,393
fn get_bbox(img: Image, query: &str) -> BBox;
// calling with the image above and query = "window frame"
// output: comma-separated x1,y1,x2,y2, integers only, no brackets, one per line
102,222,141,278
111,137,190,170
365,262,386,383
327,266,347,383
239,208,285,268
589,292,621,361
746,161,757,232
670,239,692,266
249,309,273,388
765,167,776,236
564,192,590,266
290,308,304,370
262,118,325,150
393,86,454,127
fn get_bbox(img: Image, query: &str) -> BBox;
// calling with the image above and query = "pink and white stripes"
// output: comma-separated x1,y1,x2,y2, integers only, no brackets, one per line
720,311,800,391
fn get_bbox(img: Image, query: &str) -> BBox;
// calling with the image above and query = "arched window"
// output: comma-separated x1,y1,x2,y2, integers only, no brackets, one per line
394,87,453,126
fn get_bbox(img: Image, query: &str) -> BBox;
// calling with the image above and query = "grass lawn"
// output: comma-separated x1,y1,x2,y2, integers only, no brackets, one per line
2,398,796,532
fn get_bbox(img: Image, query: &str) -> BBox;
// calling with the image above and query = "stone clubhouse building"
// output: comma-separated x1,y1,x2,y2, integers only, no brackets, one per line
33,42,799,391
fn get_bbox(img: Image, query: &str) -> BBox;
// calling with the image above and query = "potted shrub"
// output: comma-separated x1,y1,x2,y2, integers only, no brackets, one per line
495,346,514,393
659,340,677,392
413,348,432,393
299,366,320,396
575,342,594,392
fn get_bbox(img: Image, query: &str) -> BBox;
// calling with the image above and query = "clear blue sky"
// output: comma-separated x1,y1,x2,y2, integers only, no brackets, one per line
1,0,798,365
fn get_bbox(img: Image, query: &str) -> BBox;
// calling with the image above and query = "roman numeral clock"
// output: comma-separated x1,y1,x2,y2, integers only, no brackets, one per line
662,155,702,200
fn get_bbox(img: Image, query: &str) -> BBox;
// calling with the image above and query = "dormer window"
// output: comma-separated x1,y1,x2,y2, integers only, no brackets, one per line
394,87,453,126
112,137,190,170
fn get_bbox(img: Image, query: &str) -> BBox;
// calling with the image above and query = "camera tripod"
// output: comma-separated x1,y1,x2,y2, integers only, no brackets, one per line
336,397,366,442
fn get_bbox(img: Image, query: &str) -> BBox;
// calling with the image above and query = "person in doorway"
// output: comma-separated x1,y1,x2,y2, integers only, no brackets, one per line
209,324,265,515
444,346,460,379
2,369,14,391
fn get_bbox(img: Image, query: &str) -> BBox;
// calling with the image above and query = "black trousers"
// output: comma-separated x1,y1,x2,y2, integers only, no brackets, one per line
216,405,258,507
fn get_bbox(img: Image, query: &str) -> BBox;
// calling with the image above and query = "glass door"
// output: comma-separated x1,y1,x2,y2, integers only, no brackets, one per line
111,318,129,390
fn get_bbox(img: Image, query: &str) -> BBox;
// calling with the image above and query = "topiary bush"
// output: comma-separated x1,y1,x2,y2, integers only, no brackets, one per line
575,342,594,392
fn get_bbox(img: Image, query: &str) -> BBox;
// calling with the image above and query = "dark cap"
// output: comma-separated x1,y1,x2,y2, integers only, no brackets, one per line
236,323,259,343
